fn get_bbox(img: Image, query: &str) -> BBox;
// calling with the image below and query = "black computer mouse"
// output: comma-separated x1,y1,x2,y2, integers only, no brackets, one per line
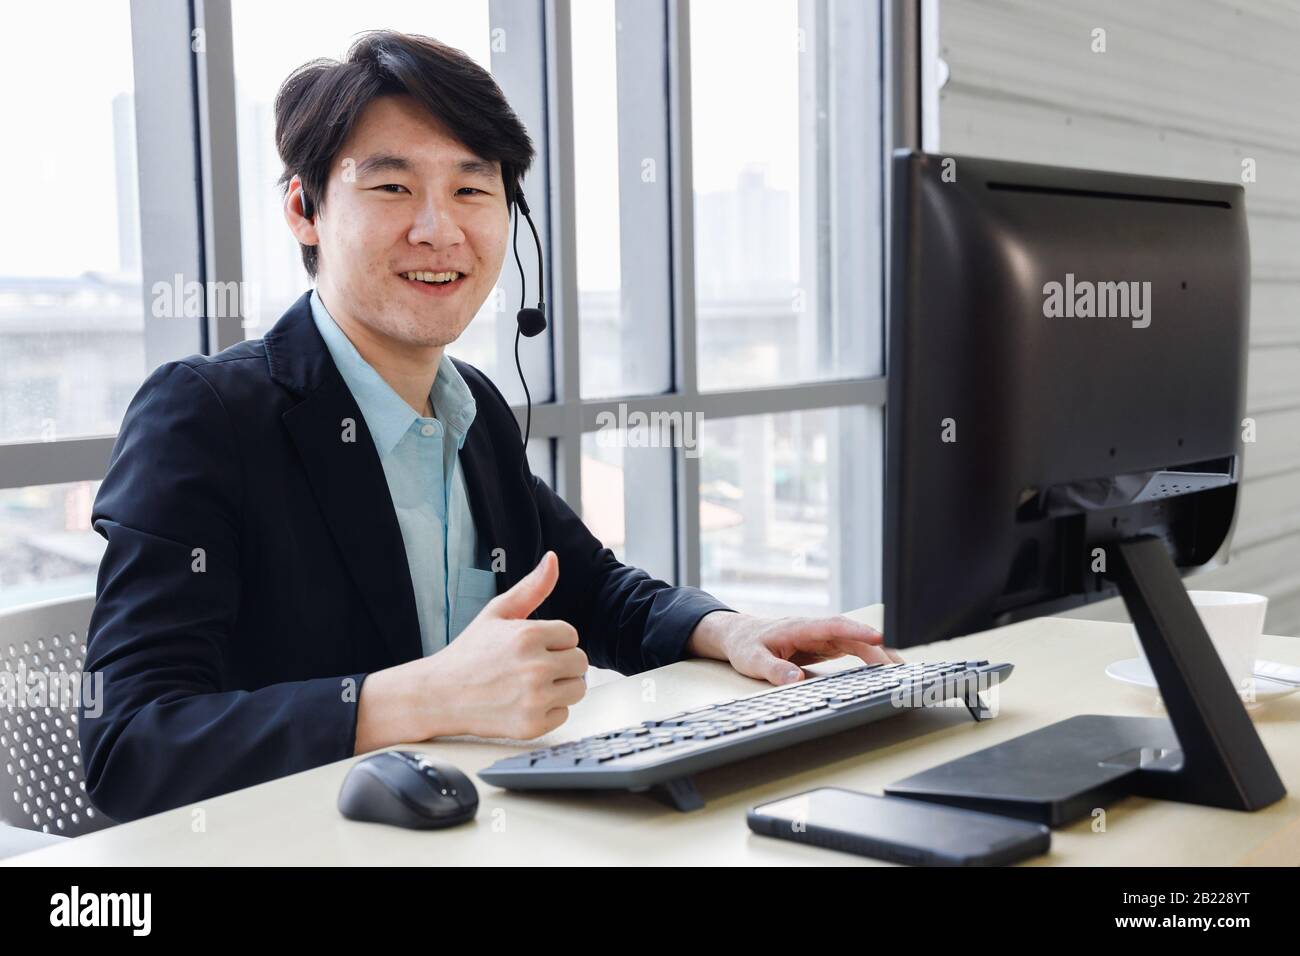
338,750,478,829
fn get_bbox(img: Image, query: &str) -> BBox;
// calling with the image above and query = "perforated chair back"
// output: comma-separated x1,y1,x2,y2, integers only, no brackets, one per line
0,594,114,836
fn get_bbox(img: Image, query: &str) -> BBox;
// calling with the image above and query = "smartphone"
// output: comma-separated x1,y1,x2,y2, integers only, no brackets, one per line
747,787,1050,866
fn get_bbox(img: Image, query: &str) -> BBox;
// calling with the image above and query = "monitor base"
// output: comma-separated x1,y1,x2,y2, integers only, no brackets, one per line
884,713,1179,827
886,534,1286,825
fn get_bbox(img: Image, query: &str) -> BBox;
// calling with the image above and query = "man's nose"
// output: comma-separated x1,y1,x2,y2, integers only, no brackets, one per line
407,194,467,248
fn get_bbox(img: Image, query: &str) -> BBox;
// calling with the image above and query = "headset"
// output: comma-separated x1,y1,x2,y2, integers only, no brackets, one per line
510,184,546,448
299,183,546,449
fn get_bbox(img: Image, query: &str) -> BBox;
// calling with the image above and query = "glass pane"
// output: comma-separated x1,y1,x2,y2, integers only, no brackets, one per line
0,4,145,442
572,0,672,398
699,406,875,617
0,482,104,610
689,0,870,390
231,3,547,404
526,437,554,491
580,428,675,583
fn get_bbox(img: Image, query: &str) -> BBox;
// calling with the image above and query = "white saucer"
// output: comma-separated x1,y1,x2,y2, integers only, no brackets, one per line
1105,657,1298,704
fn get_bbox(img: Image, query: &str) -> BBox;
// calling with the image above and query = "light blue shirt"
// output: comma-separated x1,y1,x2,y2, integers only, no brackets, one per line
310,290,495,656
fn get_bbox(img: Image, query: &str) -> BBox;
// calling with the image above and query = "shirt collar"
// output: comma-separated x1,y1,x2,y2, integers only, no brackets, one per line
309,289,477,458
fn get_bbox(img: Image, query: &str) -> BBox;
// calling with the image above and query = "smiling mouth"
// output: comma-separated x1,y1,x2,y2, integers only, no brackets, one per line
400,270,465,285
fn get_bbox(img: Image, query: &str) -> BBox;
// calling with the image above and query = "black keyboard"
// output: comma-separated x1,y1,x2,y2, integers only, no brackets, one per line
478,659,1013,810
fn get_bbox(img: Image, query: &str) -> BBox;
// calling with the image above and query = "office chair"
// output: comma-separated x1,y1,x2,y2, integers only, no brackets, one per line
0,594,115,857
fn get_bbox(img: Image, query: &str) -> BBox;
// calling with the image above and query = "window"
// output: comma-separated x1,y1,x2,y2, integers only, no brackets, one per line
564,0,884,613
699,407,879,617
689,0,876,391
581,430,675,582
571,0,673,399
0,1,888,622
0,2,145,443
0,482,103,610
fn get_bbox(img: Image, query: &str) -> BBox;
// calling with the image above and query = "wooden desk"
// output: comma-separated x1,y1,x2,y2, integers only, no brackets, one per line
9,607,1299,865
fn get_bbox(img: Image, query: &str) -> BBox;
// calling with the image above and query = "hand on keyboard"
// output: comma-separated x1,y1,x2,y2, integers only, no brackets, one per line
685,611,905,686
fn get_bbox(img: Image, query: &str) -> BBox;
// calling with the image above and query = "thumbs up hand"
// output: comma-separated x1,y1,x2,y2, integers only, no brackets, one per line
416,551,588,740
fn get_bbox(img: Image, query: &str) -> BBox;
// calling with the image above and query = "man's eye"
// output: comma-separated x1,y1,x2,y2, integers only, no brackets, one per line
376,184,409,194
457,187,485,196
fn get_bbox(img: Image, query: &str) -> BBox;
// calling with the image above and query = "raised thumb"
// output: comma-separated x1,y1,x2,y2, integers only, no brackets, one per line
486,550,558,620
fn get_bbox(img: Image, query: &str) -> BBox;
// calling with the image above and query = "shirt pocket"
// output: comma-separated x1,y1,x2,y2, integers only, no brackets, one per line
449,567,499,641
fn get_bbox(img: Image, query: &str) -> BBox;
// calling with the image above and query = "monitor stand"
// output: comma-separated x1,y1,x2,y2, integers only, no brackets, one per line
884,535,1287,826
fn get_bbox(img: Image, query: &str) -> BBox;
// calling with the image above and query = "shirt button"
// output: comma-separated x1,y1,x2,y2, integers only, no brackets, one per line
420,423,438,437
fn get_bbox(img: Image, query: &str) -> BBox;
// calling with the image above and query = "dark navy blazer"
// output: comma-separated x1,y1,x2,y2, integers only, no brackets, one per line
79,291,731,822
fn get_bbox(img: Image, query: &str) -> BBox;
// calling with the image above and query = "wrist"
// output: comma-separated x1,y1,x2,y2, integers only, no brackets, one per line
354,658,460,754
685,609,744,661
413,655,463,739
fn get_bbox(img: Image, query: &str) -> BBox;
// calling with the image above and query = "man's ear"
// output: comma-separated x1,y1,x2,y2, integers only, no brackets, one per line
284,175,319,246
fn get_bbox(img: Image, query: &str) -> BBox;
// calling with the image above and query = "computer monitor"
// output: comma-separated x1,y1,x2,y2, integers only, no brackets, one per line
881,150,1284,821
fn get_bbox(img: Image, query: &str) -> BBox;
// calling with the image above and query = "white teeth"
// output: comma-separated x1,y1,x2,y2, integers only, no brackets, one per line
402,271,461,283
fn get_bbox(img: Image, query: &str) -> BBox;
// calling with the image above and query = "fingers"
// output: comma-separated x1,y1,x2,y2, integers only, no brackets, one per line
850,642,899,664
550,646,588,679
778,633,895,663
780,617,900,664
787,651,835,665
832,641,903,664
749,646,805,686
550,675,587,707
515,658,585,740
526,707,569,738
526,619,580,652
816,616,886,645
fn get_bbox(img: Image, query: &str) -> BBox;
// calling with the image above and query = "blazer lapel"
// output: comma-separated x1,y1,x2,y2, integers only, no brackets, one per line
266,294,423,666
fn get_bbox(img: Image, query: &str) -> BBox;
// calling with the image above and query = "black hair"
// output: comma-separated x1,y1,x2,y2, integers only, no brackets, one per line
274,30,536,278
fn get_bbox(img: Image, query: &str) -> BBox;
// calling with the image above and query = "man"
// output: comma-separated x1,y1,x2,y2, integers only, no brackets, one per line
80,30,897,823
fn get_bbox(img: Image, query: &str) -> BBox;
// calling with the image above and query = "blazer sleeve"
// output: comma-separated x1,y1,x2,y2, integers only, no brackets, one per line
79,361,367,824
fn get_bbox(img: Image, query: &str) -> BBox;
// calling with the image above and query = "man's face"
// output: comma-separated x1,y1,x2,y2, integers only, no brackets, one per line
292,94,510,348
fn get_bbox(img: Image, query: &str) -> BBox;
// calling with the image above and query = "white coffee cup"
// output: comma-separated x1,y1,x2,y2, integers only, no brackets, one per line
1131,590,1267,698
